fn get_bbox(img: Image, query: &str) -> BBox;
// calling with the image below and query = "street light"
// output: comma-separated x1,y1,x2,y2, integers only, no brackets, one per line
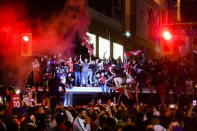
125,31,131,38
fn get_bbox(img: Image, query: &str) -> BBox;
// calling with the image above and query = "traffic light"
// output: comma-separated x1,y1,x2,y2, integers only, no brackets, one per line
161,30,174,54
161,26,186,55
21,33,32,56
162,31,172,40
22,36,30,42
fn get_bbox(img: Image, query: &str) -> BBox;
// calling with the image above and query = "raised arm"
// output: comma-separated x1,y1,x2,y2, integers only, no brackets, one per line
79,55,83,64
121,102,128,112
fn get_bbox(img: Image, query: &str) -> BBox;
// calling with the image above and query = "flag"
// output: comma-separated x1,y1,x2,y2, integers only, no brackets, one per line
125,50,142,57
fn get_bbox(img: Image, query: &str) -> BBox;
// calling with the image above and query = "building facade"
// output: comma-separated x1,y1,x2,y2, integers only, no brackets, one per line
124,0,168,58
87,0,169,59
87,0,126,60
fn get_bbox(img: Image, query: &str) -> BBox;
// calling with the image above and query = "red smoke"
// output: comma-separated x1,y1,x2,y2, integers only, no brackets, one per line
0,0,91,88
33,0,91,56
0,3,32,88
0,4,30,57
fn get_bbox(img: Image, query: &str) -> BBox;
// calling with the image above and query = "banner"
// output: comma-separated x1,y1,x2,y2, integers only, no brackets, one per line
136,0,161,44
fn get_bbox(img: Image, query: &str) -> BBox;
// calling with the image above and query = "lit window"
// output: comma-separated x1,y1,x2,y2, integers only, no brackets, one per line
113,42,123,61
99,37,110,59
86,32,96,56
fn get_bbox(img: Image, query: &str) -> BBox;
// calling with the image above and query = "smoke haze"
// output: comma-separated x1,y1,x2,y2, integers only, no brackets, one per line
0,0,90,88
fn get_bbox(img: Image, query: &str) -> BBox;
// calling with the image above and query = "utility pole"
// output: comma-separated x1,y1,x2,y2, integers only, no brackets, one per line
177,0,181,22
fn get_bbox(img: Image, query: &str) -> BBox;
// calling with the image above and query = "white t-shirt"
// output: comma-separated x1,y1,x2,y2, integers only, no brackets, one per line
73,117,90,131
153,125,166,131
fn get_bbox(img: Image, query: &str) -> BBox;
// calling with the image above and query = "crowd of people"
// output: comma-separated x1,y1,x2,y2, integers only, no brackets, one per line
29,53,197,97
30,54,125,90
26,53,197,112
0,90,197,131
24,53,197,108
0,53,197,130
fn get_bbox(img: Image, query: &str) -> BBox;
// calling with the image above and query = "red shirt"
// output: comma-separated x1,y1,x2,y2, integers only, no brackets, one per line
67,61,74,72
7,94,22,114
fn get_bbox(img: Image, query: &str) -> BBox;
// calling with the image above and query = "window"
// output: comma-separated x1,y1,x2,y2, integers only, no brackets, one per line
113,42,123,60
87,32,96,56
99,37,110,59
